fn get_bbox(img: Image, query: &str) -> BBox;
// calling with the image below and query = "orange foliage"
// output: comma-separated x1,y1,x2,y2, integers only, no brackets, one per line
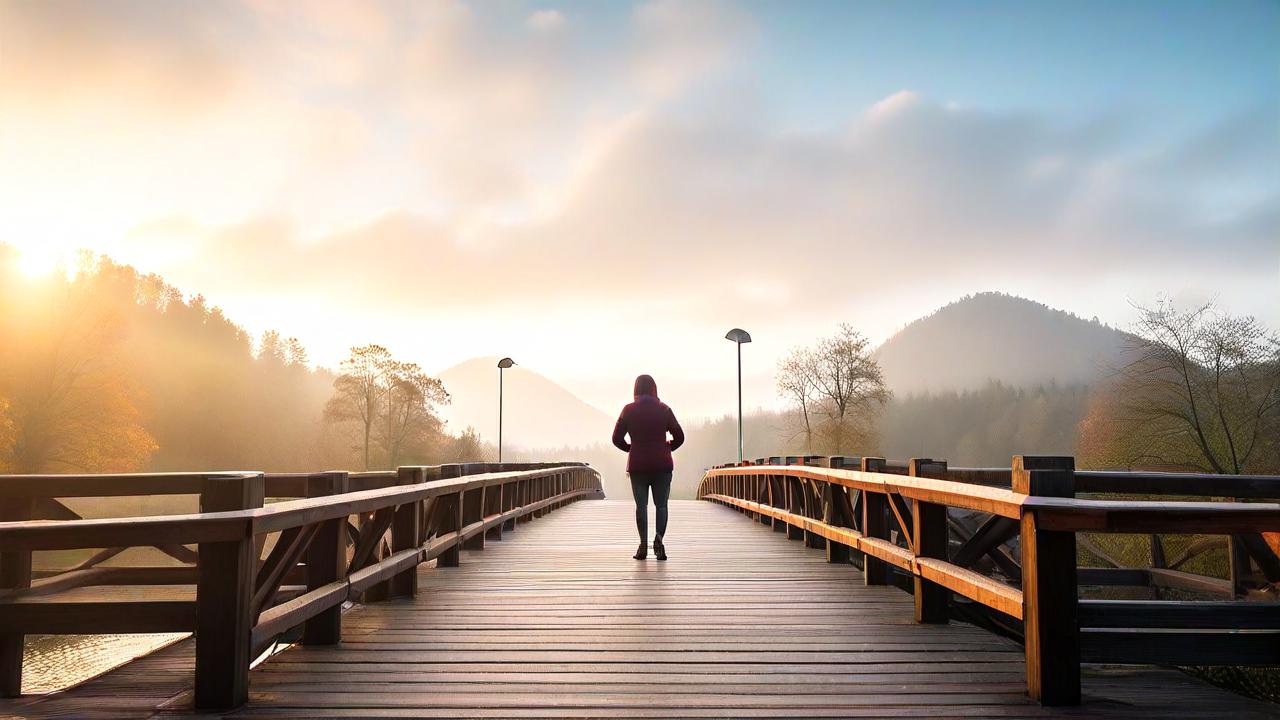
0,255,157,473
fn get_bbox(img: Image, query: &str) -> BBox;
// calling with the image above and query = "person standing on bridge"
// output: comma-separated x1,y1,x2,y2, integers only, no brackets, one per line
612,374,684,561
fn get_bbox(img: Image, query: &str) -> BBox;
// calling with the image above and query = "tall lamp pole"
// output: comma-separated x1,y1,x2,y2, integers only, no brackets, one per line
724,329,752,463
497,357,515,463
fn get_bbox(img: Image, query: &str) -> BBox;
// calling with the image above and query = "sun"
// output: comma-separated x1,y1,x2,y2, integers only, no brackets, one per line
14,245,65,278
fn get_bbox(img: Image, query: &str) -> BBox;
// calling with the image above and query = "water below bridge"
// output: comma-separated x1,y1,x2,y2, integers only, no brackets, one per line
3,499,1276,718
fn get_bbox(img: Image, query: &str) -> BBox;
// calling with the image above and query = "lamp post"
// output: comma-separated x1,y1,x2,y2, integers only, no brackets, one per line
724,329,751,463
497,357,515,463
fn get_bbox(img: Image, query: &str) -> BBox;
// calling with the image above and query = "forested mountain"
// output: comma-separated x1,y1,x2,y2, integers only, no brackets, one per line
0,249,1193,492
875,292,1132,395
437,358,613,451
0,247,473,474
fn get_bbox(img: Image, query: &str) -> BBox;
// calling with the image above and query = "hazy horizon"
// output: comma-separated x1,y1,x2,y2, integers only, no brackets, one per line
3,0,1276,422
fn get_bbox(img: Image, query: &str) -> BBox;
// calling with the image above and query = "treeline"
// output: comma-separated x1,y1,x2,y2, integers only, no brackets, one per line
879,381,1089,466
0,247,480,474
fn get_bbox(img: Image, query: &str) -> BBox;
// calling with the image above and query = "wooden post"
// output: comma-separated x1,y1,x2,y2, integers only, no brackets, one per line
516,476,528,525
804,479,825,549
861,457,889,586
770,475,786,533
462,493,485,550
823,482,851,564
910,459,949,623
828,457,862,566
1014,455,1080,706
303,472,348,645
391,467,423,598
502,478,517,533
0,497,33,697
1227,535,1252,599
785,472,805,541
757,475,770,525
438,464,462,567
485,475,504,541
195,474,264,711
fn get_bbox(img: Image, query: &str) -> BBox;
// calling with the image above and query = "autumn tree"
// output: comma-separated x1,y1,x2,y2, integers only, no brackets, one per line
1079,301,1280,474
284,336,309,367
324,345,450,469
379,362,449,466
257,330,287,365
441,426,486,463
0,255,157,473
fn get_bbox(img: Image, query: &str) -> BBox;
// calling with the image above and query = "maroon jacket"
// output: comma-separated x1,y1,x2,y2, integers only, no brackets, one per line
612,376,684,473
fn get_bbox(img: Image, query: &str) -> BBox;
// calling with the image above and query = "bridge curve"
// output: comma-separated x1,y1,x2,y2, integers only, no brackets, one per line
3,496,1275,718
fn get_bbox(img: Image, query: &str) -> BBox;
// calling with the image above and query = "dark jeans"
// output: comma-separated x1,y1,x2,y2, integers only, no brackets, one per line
629,471,672,542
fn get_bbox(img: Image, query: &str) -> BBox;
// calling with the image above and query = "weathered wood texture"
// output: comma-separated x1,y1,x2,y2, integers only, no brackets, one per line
701,456,1280,706
0,463,602,709
3,500,1275,718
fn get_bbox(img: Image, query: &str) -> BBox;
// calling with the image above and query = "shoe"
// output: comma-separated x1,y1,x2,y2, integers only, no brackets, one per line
653,536,667,561
633,542,647,560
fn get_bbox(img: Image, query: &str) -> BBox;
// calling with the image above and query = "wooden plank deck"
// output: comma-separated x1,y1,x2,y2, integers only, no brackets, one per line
3,499,1276,718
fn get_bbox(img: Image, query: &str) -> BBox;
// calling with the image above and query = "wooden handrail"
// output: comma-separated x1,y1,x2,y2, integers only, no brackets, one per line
0,466,592,548
0,462,605,710
0,472,256,497
698,455,1280,707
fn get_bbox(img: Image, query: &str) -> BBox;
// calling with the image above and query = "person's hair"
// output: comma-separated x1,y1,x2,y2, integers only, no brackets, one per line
633,374,658,399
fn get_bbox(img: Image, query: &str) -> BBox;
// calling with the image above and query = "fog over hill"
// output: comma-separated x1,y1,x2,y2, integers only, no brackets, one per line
437,357,613,451
437,293,1142,495
874,292,1134,395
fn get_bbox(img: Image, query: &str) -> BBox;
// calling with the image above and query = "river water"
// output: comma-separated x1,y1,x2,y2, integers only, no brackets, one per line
22,633,189,694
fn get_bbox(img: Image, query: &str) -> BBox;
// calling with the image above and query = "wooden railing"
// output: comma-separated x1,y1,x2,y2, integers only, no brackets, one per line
0,461,603,709
698,455,1280,705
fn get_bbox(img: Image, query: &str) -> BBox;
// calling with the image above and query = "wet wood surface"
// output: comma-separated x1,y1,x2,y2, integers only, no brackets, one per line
3,499,1276,718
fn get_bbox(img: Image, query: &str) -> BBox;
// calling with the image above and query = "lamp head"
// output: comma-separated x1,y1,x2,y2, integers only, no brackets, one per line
724,328,752,344
497,357,515,369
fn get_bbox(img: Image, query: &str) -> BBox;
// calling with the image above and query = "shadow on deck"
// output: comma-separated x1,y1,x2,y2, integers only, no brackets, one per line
3,500,1276,718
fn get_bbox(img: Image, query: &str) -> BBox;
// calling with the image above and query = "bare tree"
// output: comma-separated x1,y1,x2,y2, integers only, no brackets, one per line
1087,301,1280,473
776,347,818,452
777,324,890,455
810,324,891,453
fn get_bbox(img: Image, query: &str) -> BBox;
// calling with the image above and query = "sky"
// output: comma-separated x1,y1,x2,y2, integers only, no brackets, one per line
1,0,1277,421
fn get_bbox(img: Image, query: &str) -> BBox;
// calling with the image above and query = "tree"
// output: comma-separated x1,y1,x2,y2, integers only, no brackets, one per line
0,258,157,473
324,345,394,470
776,347,818,452
284,337,309,367
777,324,891,455
442,426,486,463
1080,300,1280,474
378,361,449,466
257,330,286,364
323,345,451,469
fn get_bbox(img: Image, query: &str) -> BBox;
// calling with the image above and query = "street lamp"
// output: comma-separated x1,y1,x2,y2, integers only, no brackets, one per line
497,357,515,463
724,329,751,463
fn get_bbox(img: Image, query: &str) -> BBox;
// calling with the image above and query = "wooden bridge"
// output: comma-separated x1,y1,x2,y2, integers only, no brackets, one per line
0,458,1278,718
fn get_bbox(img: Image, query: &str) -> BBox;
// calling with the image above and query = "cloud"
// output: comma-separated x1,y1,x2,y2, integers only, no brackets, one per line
0,0,247,115
630,0,754,97
0,1,1275,412
527,9,566,32
165,89,1275,326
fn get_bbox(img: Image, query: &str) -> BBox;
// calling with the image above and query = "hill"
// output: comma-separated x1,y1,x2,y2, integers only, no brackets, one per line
437,357,614,451
874,292,1133,395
